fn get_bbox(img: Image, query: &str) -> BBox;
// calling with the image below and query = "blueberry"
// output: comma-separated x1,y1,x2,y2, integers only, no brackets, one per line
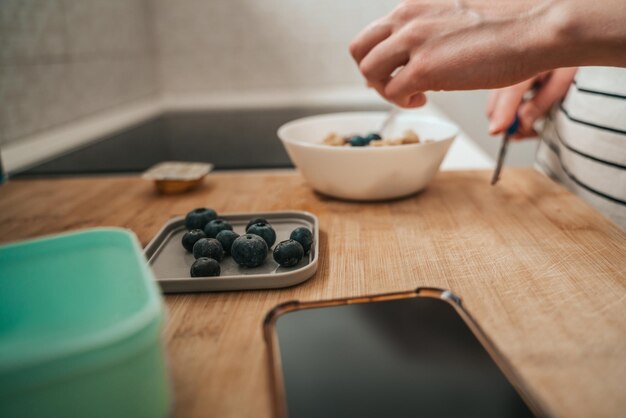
273,239,304,267
246,222,276,247
185,208,217,230
290,227,313,254
204,219,233,238
365,132,381,142
190,257,220,277
246,217,269,232
192,238,224,261
350,135,368,147
181,229,206,252
231,234,268,268
216,230,239,254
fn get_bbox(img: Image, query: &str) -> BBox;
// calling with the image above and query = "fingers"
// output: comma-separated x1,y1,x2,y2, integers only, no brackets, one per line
349,18,416,107
486,68,577,140
486,90,500,118
382,57,430,107
367,78,425,108
358,36,410,85
406,93,427,108
510,124,537,140
367,80,388,101
488,79,534,135
517,67,577,130
349,21,393,64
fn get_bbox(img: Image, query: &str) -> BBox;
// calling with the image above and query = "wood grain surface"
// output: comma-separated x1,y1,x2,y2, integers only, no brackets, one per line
1,169,625,418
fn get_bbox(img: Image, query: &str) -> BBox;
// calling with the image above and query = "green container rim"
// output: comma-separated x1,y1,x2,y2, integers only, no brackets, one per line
0,228,164,374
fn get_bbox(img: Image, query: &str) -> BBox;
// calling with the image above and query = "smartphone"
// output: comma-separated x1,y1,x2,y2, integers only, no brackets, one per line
264,287,550,418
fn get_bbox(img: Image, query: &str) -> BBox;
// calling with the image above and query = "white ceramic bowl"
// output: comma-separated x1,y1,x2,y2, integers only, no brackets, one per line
277,112,458,201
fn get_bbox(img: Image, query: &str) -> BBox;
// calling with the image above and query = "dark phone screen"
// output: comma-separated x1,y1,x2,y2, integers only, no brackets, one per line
275,296,536,418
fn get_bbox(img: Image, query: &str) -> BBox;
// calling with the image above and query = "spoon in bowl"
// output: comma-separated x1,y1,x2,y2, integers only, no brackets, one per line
377,107,400,137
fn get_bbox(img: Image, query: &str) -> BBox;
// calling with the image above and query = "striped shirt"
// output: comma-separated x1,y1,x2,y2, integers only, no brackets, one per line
536,67,626,229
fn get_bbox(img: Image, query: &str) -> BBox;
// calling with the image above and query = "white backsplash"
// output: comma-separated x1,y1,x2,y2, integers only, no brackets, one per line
0,0,157,145
153,0,398,95
0,0,401,147
1,0,528,166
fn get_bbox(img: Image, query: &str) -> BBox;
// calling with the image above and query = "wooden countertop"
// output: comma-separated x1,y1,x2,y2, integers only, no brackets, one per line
1,169,624,418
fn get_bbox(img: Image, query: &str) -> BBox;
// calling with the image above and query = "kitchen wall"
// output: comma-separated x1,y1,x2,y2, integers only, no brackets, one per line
0,0,537,165
0,0,157,146
152,0,399,95
151,0,537,165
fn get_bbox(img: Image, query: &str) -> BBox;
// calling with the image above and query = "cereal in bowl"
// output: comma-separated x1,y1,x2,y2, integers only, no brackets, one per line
322,132,348,146
322,129,422,147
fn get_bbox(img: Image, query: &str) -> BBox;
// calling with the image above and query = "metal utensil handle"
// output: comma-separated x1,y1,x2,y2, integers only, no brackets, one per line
378,107,399,137
490,116,519,185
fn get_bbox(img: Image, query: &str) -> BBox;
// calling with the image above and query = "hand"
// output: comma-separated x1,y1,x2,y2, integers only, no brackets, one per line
349,0,626,108
486,67,577,139
349,0,555,108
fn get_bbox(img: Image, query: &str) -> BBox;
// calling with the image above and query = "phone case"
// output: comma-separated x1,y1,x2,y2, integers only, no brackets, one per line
263,287,552,418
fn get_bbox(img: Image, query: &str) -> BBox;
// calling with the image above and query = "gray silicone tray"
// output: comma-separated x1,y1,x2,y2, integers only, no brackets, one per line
144,211,319,293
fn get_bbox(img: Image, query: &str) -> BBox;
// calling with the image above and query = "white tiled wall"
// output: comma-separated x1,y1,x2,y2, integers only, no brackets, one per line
151,0,537,164
1,0,400,146
152,0,399,95
0,0,156,146
1,1,527,165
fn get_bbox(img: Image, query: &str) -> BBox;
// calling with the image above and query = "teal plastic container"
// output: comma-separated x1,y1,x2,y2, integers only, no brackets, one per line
0,228,171,418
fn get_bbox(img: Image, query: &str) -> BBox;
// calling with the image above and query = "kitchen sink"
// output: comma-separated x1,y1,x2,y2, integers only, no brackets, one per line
13,105,384,178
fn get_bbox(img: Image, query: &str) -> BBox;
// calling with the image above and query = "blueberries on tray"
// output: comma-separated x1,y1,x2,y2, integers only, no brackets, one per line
181,209,314,277
192,238,225,262
273,239,304,267
204,219,233,238
182,229,207,252
190,257,221,277
246,221,276,247
231,234,268,268
185,208,217,230
246,217,268,232
216,230,239,254
290,227,313,254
